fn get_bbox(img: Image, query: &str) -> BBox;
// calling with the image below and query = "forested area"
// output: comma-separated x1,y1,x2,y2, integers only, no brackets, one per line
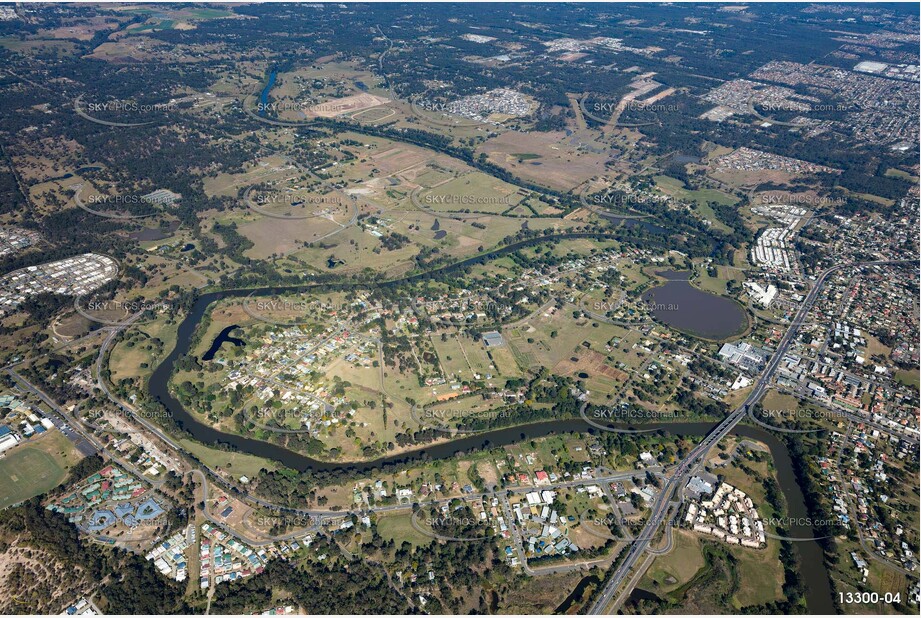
0,500,187,614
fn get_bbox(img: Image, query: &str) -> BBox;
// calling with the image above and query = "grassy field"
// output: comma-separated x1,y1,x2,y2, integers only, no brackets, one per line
384,365,448,410
185,7,234,18
498,570,588,614
617,259,655,291
419,172,523,214
655,174,738,204
194,127,573,275
203,155,298,198
427,395,508,419
726,539,784,607
760,389,799,413
430,333,471,380
476,129,609,192
488,344,522,377
883,168,919,183
376,513,435,548
109,314,180,382
239,214,345,259
179,439,276,479
411,166,455,189
642,531,783,610
895,369,919,390
461,336,498,376
126,19,176,32
693,264,746,295
642,529,707,594
852,192,895,207
0,37,78,54
654,176,737,233
505,304,629,375
0,431,81,509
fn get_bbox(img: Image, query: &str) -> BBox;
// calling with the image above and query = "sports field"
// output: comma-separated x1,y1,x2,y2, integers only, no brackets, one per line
0,432,77,508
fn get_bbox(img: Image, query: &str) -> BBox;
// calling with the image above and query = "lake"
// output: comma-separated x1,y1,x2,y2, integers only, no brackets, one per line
202,325,245,361
642,270,748,340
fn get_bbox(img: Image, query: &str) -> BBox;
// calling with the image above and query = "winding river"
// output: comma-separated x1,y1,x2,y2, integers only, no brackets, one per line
258,70,277,117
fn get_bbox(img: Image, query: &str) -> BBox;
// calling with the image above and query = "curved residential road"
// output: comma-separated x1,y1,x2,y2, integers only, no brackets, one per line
587,258,916,615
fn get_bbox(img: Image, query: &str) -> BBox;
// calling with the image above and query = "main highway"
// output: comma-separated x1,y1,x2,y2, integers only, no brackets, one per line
587,258,914,614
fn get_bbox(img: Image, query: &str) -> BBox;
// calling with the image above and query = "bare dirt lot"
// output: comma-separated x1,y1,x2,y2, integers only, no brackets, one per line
552,349,629,382
476,130,609,191
305,92,391,118
370,146,433,176
238,213,346,258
